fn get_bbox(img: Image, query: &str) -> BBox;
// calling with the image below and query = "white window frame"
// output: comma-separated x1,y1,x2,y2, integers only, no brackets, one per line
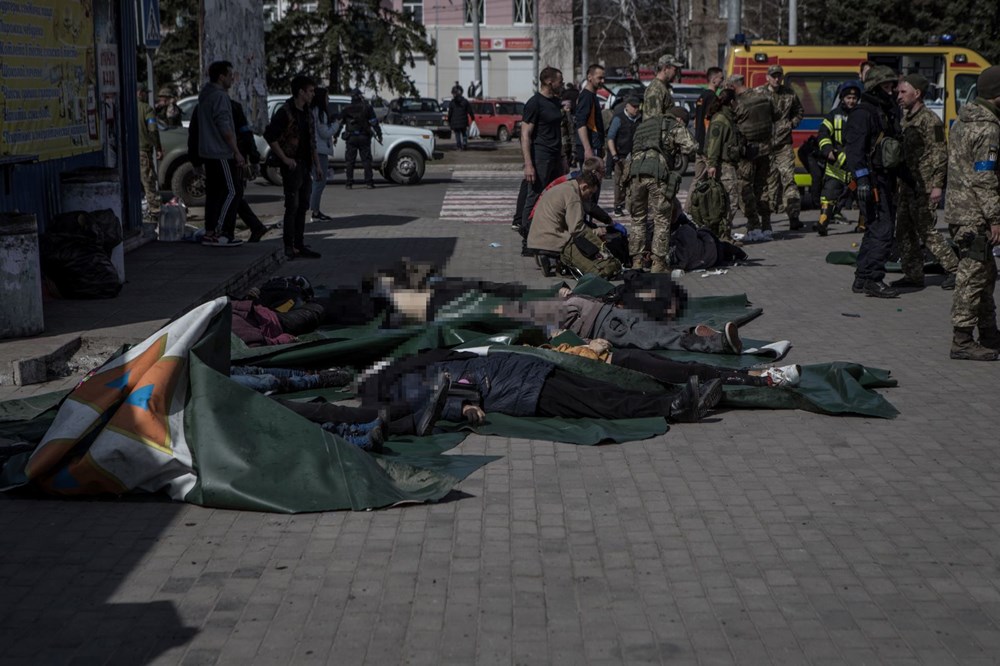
464,0,485,25
513,0,533,25
403,0,423,23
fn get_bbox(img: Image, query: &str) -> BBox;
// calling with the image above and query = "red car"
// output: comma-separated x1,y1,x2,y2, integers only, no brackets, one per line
469,99,523,142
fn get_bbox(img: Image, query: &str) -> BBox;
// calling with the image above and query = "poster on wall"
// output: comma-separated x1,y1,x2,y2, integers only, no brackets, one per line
202,0,268,133
0,0,100,160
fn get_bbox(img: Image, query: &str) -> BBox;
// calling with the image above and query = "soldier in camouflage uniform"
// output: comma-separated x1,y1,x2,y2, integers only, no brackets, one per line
727,74,776,241
642,54,682,120
946,66,1000,361
703,88,741,241
891,73,959,290
757,65,805,230
626,111,698,272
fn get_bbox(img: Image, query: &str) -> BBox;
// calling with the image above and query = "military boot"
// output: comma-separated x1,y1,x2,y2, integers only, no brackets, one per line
788,212,803,231
854,212,866,234
978,323,1000,351
815,204,832,237
630,255,645,270
951,327,999,361
650,255,669,273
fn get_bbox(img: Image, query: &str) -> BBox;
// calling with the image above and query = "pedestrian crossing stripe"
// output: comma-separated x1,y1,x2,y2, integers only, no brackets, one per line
440,170,687,224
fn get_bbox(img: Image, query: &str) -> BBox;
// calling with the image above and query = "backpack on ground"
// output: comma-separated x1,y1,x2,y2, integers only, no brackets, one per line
560,229,622,279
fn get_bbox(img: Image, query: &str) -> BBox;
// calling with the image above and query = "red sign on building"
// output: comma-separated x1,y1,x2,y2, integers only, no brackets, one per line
458,37,534,51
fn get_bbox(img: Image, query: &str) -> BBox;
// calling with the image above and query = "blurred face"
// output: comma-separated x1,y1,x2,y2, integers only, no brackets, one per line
626,102,639,116
550,72,565,95
767,72,783,87
896,81,921,109
879,80,897,97
841,90,859,110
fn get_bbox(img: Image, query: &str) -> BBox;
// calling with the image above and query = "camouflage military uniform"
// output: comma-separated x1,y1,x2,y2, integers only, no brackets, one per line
641,78,674,119
704,106,741,240
627,114,697,270
896,105,958,281
947,98,1000,331
137,99,162,218
757,83,803,222
734,88,775,232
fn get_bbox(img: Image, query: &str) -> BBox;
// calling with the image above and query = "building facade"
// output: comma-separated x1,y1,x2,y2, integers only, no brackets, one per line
393,0,572,102
687,0,731,71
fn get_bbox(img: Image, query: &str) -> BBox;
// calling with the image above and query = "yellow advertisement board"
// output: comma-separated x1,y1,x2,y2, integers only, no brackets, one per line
0,0,100,160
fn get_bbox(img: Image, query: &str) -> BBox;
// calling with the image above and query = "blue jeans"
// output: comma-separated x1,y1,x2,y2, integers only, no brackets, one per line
454,128,468,150
309,154,330,212
230,366,325,393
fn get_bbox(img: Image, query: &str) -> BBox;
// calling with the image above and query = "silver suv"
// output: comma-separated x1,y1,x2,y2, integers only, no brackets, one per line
262,94,441,186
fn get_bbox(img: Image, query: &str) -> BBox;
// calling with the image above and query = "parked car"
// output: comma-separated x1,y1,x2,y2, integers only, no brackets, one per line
468,98,523,142
385,97,451,139
261,94,442,186
158,125,204,207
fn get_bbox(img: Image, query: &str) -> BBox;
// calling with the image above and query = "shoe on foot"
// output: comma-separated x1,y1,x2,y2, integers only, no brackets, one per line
669,377,723,423
248,227,267,243
295,246,322,259
951,328,999,361
415,373,452,436
284,246,296,260
852,278,866,294
316,368,354,387
203,235,243,247
788,217,803,231
941,273,957,290
863,280,899,298
613,206,624,216
311,211,333,221
759,364,801,387
890,276,924,288
815,221,829,237
723,322,743,354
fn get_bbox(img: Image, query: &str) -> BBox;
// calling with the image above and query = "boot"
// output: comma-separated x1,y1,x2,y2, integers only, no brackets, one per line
669,377,724,423
815,204,832,237
536,254,555,277
854,212,866,233
788,213,803,231
630,255,645,270
941,273,957,290
951,327,999,361
978,323,1000,351
650,255,669,274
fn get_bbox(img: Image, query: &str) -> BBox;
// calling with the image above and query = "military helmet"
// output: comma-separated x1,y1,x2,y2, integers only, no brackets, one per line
863,65,897,92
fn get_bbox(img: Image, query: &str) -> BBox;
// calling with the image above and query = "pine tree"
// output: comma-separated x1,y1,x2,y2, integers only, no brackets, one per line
265,0,436,96
154,0,200,95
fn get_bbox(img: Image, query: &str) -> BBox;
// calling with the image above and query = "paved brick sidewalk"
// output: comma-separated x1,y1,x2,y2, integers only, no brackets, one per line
2,173,999,665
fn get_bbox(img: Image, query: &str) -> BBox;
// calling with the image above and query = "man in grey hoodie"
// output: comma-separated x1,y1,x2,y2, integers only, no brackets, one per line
197,60,246,246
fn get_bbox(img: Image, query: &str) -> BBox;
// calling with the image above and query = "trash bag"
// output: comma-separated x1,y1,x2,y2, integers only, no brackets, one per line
46,209,123,256
39,232,122,299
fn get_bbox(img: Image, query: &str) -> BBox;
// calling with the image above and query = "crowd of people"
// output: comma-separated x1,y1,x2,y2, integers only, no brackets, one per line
513,58,1000,361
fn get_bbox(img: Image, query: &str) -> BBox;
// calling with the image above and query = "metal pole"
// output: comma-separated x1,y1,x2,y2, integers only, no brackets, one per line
533,0,540,90
788,0,797,45
146,49,157,175
727,0,741,41
434,2,440,99
581,0,589,79
472,0,482,96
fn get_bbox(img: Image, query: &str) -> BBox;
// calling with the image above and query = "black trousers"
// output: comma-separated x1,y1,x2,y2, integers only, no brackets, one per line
855,173,896,282
536,368,678,420
237,196,267,234
204,158,243,238
612,349,759,385
280,160,311,250
345,135,374,185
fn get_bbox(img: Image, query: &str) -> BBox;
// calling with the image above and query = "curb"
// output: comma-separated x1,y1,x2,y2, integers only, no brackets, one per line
3,247,283,387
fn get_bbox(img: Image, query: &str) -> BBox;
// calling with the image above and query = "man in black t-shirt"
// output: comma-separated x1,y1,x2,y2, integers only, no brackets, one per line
514,66,567,254
574,64,606,163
